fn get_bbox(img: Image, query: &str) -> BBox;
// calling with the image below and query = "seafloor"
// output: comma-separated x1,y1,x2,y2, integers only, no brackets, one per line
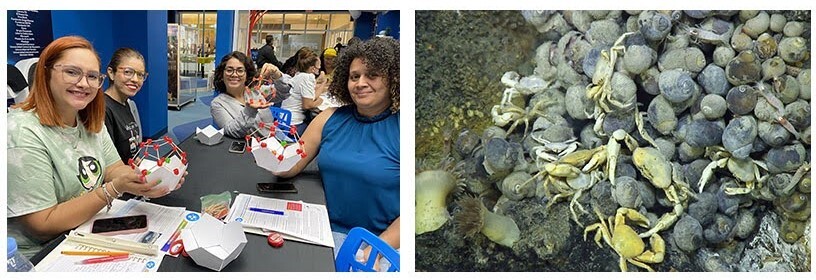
415,10,811,272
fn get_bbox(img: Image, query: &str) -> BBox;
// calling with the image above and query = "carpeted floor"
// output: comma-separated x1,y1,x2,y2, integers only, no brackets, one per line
165,90,216,143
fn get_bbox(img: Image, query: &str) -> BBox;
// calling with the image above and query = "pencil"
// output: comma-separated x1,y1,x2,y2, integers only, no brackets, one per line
60,251,130,256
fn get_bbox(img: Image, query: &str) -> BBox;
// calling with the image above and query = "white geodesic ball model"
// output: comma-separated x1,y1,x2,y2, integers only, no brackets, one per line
129,136,188,193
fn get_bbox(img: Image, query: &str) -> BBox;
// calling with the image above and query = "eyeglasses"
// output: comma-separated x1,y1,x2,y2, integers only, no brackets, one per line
117,66,148,81
225,67,246,76
51,64,106,89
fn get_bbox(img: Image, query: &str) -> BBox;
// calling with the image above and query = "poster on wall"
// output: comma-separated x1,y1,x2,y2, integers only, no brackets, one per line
7,10,53,64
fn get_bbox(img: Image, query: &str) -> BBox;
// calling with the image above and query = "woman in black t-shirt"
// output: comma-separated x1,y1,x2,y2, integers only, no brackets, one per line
103,48,146,163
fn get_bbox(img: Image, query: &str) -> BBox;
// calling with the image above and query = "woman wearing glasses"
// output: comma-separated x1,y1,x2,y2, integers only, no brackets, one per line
275,38,400,268
211,51,290,138
103,48,146,163
7,36,185,257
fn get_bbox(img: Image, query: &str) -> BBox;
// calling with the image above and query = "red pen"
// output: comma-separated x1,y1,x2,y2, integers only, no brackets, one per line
78,254,129,264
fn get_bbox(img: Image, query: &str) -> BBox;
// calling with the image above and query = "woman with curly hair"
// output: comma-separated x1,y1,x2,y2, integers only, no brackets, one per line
210,51,290,138
275,37,400,265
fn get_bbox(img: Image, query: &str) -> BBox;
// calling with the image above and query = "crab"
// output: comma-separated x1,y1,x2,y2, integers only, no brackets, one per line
755,82,801,140
546,170,605,226
586,32,636,116
584,207,665,272
699,146,769,195
678,23,733,46
530,135,581,162
632,147,694,237
491,96,552,138
560,129,640,186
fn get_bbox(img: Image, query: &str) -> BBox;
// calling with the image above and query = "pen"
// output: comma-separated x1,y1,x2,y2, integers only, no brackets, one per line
249,207,284,215
78,254,130,265
61,251,129,256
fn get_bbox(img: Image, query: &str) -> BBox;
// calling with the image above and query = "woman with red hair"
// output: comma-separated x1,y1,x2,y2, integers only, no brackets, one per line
7,36,185,257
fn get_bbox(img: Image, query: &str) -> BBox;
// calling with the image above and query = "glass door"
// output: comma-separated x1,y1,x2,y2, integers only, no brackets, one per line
170,11,217,109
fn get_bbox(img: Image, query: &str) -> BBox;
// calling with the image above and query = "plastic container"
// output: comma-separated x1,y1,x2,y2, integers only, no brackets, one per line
7,237,35,272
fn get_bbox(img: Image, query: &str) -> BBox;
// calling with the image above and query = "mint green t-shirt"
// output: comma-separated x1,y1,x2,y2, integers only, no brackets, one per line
7,108,120,257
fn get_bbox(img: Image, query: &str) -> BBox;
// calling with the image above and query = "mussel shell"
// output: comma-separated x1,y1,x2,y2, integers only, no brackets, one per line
725,50,762,85
697,64,731,96
722,116,758,159
725,85,758,115
659,69,700,103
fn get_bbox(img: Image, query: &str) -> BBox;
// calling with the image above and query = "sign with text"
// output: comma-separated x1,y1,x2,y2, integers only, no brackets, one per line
7,10,53,64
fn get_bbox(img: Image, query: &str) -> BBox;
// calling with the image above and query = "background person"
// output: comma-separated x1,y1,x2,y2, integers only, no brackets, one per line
211,51,290,138
7,36,185,257
255,35,282,70
281,49,321,135
104,47,146,163
274,37,400,265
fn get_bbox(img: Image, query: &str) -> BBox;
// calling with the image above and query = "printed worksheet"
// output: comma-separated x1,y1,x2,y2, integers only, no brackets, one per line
226,194,334,247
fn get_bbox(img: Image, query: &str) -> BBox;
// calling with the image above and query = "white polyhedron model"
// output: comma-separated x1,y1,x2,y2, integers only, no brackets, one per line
180,213,247,271
129,136,188,193
246,120,306,173
195,125,224,146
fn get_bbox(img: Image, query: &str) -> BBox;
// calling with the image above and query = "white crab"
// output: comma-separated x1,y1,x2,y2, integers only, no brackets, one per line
699,146,768,195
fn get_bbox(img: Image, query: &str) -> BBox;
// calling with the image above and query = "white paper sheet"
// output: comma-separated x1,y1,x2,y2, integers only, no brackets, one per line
34,237,163,272
225,194,334,248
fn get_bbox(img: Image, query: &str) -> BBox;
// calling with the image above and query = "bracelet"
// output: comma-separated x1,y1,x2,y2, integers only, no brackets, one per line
100,183,113,213
109,181,123,198
94,187,108,204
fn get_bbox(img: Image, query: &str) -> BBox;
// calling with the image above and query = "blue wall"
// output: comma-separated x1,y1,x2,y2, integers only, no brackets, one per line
353,11,400,40
51,11,168,139
214,10,235,70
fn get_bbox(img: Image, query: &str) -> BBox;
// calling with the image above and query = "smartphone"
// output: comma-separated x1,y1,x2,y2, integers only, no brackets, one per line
257,182,298,193
229,140,246,154
91,215,149,236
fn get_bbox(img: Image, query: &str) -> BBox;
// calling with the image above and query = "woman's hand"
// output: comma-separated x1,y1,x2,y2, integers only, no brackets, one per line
261,63,282,80
112,171,163,198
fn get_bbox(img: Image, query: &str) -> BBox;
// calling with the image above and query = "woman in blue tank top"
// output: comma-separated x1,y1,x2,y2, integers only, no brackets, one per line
275,37,400,264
